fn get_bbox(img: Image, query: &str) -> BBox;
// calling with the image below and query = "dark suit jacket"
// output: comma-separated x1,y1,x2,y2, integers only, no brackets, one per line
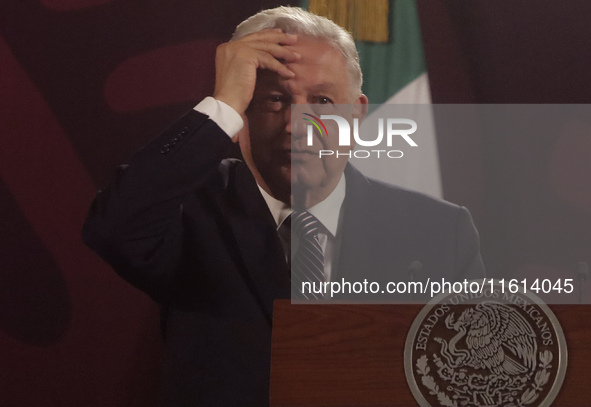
82,109,484,406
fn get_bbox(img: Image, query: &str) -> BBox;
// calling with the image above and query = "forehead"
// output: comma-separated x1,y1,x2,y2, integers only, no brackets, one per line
257,36,350,95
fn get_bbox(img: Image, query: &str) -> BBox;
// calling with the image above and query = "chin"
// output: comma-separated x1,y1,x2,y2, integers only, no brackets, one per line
291,170,324,191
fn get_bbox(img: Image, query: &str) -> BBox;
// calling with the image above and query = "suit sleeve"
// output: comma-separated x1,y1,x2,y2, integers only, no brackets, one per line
454,206,486,280
81,110,233,302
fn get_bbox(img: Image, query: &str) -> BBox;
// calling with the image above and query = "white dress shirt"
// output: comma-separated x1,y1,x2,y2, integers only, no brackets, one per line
194,97,347,281
194,97,244,137
258,176,346,282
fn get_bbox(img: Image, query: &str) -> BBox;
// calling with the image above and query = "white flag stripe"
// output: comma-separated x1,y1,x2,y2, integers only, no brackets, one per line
351,74,443,199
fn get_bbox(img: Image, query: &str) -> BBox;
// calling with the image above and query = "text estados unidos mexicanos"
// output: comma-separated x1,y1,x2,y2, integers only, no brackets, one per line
300,278,575,298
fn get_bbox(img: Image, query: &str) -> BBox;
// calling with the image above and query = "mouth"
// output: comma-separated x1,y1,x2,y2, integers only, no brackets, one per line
273,147,318,164
288,149,317,162
290,149,315,155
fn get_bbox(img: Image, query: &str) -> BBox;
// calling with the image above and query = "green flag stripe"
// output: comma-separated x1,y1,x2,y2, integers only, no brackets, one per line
300,0,426,105
356,0,426,104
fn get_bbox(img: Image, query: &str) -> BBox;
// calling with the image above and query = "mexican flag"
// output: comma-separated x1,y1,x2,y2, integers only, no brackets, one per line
302,0,442,198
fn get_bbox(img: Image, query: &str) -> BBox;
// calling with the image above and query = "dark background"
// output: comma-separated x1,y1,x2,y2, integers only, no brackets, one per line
1,0,590,405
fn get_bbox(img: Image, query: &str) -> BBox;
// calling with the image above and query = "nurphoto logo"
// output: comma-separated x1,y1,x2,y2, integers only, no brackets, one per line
303,113,419,158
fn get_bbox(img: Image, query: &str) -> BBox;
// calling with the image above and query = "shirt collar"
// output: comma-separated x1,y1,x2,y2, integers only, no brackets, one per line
257,174,346,237
258,185,292,229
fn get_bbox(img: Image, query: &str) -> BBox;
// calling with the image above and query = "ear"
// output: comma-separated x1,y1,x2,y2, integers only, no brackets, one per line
352,94,369,121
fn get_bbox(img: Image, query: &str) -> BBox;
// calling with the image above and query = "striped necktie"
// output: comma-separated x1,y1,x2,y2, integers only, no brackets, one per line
290,210,325,299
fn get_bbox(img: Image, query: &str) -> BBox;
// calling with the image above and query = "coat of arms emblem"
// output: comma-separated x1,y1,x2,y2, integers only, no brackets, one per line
405,281,567,407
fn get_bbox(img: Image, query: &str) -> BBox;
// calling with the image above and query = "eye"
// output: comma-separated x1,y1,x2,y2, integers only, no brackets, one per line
310,95,337,115
263,94,287,112
314,96,333,104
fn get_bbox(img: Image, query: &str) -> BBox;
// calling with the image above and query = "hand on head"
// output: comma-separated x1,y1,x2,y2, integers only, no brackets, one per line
213,28,301,142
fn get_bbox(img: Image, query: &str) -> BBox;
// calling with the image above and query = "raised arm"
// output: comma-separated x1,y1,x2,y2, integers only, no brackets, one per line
82,29,301,303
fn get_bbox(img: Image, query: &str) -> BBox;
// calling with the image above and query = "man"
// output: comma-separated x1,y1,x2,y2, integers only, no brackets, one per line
82,6,484,406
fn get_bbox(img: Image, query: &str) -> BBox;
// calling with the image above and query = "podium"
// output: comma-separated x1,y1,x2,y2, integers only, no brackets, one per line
270,300,591,406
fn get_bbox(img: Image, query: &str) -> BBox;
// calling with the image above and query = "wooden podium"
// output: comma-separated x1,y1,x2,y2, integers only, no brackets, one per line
270,300,591,406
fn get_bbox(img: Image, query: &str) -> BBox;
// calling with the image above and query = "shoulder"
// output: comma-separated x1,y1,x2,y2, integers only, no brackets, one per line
343,164,478,242
344,164,465,226
366,177,462,216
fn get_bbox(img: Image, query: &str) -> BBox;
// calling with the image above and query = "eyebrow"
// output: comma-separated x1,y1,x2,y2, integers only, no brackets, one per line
306,83,339,94
255,76,342,96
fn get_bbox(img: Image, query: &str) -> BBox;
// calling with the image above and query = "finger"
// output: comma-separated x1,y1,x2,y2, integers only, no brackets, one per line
240,27,282,39
256,51,295,78
248,42,301,62
240,30,298,45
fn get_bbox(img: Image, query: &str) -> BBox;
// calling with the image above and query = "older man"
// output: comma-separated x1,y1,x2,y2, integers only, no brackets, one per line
82,6,484,406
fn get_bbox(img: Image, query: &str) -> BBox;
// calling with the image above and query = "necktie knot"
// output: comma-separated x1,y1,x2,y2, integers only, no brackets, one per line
290,210,319,240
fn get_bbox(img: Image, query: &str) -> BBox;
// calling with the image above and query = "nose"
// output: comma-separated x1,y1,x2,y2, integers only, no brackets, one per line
283,105,292,134
288,103,317,141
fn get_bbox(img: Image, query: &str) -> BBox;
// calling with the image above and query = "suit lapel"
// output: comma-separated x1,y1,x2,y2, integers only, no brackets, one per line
335,164,376,281
336,164,420,286
223,162,290,322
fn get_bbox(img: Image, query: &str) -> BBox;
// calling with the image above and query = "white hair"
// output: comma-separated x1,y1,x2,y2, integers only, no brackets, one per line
231,6,363,98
